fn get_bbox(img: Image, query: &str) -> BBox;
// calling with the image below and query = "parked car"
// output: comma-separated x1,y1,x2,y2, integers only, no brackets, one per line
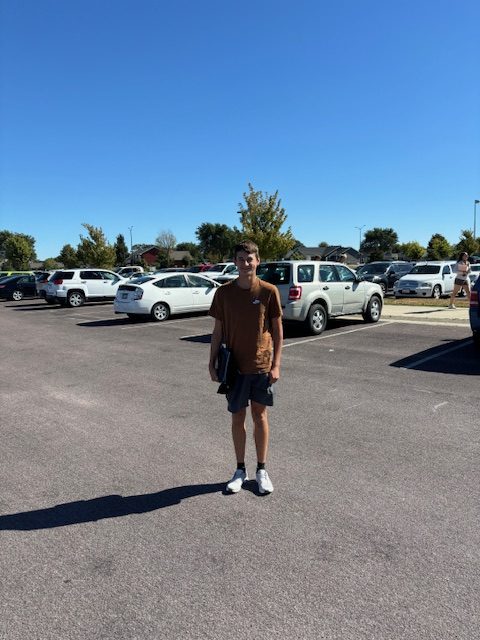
35,271,53,298
0,270,33,279
114,272,220,321
215,267,239,283
393,261,456,299
45,269,127,307
0,274,37,300
115,266,144,277
204,262,237,281
257,260,383,335
356,261,413,295
189,264,213,273
469,276,480,347
468,264,480,285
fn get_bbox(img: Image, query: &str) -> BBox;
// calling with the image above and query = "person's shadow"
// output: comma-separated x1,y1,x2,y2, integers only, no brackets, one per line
0,483,225,531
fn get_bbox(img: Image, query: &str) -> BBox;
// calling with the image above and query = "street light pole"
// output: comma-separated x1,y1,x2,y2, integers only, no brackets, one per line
128,226,133,265
355,225,365,262
474,200,479,241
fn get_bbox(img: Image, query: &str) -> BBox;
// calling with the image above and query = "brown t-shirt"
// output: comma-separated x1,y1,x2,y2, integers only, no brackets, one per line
209,278,282,374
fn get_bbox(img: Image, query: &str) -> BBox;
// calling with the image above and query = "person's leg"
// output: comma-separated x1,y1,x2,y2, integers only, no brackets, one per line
449,283,461,305
251,401,269,464
231,408,247,463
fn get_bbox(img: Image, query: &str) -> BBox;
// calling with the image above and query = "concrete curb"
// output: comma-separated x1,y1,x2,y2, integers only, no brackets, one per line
380,303,469,324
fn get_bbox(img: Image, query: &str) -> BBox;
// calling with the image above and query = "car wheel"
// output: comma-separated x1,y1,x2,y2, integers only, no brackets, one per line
151,302,170,322
379,282,387,295
11,290,24,301
432,285,441,299
67,291,85,307
305,303,327,335
362,295,382,322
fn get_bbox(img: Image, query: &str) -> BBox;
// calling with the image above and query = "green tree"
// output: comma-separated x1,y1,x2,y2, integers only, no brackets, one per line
43,258,61,270
426,233,452,260
196,223,241,262
57,244,80,267
360,228,399,261
4,235,35,269
238,183,296,260
176,241,201,264
0,230,37,263
398,241,425,261
155,230,177,266
455,229,479,257
114,233,130,266
76,224,116,268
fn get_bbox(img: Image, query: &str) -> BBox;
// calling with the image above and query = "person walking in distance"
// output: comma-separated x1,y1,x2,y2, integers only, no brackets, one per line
209,240,283,494
448,252,471,309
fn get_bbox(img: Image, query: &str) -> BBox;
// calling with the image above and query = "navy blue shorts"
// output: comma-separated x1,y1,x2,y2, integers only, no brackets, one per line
226,373,275,414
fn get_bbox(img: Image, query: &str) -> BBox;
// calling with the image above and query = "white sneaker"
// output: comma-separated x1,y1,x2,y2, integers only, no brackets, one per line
448,304,456,309
256,469,274,494
226,469,248,493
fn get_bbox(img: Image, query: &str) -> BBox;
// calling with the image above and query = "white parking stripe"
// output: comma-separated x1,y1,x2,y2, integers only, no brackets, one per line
282,321,392,348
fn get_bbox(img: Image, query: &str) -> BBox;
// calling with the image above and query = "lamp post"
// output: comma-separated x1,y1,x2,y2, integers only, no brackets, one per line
475,200,479,241
355,225,365,263
128,226,133,265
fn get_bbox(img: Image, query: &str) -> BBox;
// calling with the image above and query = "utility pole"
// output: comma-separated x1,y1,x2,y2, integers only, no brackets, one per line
128,226,133,265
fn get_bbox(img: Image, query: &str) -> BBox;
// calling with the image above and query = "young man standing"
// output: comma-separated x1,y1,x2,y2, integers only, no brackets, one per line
209,240,283,494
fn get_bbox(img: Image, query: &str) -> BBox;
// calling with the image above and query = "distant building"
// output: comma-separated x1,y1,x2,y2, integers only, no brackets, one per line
129,246,193,267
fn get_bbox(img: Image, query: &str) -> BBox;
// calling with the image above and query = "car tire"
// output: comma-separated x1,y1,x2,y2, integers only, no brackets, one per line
379,282,387,295
432,285,441,299
67,290,85,307
362,295,382,323
305,303,327,335
11,290,24,301
151,302,170,322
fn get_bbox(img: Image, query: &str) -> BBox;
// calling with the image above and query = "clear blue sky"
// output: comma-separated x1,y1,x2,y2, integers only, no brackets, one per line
1,0,479,260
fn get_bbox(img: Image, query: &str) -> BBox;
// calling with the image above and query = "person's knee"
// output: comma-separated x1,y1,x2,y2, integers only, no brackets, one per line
251,402,268,422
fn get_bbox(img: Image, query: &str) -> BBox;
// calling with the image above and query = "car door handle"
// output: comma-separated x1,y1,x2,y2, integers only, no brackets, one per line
192,290,199,294
322,286,329,290
345,285,351,289
81,280,86,283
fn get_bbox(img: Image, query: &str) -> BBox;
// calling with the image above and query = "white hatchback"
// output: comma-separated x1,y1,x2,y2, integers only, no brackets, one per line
114,272,220,321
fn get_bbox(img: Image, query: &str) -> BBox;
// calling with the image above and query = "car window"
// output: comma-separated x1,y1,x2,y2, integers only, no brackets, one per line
162,275,187,288
99,271,119,282
80,271,102,280
318,265,338,282
297,265,314,283
442,266,451,275
335,265,355,282
187,275,213,288
257,264,291,285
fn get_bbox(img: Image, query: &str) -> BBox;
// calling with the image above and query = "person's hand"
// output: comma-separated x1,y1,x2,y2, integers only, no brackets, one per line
269,365,280,384
209,363,219,382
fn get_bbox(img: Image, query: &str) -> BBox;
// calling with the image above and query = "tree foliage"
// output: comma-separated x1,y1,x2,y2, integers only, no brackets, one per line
238,184,295,260
454,229,479,257
398,241,425,261
114,234,130,266
196,222,241,262
43,258,62,270
360,228,398,261
177,241,201,264
0,230,36,266
426,233,452,260
57,244,80,268
155,230,177,267
76,224,116,268
4,235,35,269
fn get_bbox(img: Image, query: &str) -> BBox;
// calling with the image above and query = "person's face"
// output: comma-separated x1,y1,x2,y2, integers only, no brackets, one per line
234,250,260,275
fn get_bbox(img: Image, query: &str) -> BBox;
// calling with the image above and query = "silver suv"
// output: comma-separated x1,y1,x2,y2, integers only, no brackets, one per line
257,261,383,335
45,269,126,307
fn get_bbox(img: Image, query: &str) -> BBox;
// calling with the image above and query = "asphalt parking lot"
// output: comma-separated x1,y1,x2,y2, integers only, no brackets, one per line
1,298,478,640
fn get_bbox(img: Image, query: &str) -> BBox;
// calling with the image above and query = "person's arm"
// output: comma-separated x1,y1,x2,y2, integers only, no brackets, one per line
209,318,223,382
269,315,283,383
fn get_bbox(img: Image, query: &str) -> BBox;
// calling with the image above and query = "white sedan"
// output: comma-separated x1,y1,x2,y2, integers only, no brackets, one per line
114,272,220,321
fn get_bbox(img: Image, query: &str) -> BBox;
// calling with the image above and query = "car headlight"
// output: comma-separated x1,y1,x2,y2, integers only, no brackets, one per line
420,282,431,288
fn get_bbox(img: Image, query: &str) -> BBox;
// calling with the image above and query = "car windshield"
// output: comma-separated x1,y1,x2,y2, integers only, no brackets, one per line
357,264,388,275
410,265,441,275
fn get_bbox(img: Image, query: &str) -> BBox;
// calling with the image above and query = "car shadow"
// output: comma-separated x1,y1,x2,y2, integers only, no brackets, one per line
0,483,227,531
390,337,480,374
77,318,137,327
78,311,213,328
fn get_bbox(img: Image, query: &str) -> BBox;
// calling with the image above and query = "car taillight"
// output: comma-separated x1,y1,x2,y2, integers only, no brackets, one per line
133,289,143,300
471,291,478,307
288,286,302,300
53,278,63,285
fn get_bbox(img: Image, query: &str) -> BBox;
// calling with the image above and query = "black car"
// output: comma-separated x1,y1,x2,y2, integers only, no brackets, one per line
0,274,37,300
356,261,413,295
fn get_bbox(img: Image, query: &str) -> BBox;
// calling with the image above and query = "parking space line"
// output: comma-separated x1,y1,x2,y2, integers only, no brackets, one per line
283,321,393,348
404,340,472,369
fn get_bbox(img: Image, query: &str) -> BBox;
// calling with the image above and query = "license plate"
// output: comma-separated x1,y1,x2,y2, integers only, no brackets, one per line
401,289,412,294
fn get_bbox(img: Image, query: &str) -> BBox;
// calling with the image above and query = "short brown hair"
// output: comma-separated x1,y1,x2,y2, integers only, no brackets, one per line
233,240,260,260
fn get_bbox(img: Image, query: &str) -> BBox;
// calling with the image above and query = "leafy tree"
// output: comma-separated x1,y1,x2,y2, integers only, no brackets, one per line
454,229,479,257
238,183,296,260
0,230,37,262
155,230,177,266
76,223,116,268
4,235,35,269
398,241,425,261
57,244,80,268
196,223,241,262
426,233,452,260
114,233,130,266
176,242,201,264
43,258,61,270
360,228,399,261
318,241,329,248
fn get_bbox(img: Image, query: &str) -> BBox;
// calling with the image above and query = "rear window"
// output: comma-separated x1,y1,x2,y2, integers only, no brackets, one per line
257,263,291,285
51,271,74,280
